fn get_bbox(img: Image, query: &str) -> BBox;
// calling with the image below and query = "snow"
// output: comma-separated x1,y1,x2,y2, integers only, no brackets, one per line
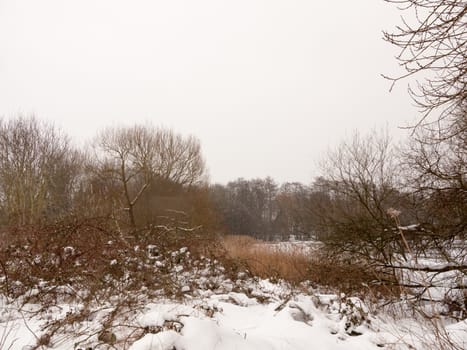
257,240,323,255
2,282,465,350
128,295,379,350
137,304,195,328
398,224,420,231
129,331,179,350
1,239,465,350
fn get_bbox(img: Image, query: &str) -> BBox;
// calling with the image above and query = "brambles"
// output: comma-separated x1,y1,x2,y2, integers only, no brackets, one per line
0,217,244,301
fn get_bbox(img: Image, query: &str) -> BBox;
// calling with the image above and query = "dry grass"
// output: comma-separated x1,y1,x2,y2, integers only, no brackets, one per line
222,235,313,284
222,235,381,294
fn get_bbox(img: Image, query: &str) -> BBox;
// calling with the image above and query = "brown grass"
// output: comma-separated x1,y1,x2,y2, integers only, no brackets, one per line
222,235,311,284
222,235,382,294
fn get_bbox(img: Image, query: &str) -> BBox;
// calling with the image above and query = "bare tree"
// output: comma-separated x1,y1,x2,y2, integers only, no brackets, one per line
384,0,466,140
152,129,206,186
385,0,466,278
208,178,281,240
314,128,467,317
0,116,81,225
93,125,206,228
313,129,410,263
402,123,466,246
274,182,312,240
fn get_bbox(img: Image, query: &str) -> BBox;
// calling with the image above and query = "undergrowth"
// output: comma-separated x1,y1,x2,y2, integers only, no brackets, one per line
222,234,389,296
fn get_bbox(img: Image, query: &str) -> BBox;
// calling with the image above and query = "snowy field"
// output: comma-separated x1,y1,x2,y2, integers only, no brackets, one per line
0,239,466,350
256,240,323,255
1,278,466,350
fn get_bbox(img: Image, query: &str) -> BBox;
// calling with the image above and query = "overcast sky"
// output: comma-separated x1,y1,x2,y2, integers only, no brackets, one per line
0,0,418,184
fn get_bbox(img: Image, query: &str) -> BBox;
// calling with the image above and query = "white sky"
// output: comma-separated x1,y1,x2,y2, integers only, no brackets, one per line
0,0,418,184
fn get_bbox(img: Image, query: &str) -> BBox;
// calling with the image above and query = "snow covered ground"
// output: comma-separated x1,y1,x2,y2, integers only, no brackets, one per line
1,237,465,350
258,240,323,255
1,279,466,350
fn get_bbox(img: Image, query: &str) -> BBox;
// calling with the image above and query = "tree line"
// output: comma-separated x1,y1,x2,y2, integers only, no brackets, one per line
0,116,464,247
0,117,212,231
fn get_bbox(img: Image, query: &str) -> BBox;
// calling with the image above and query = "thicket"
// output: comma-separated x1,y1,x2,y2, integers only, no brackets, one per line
0,116,238,318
